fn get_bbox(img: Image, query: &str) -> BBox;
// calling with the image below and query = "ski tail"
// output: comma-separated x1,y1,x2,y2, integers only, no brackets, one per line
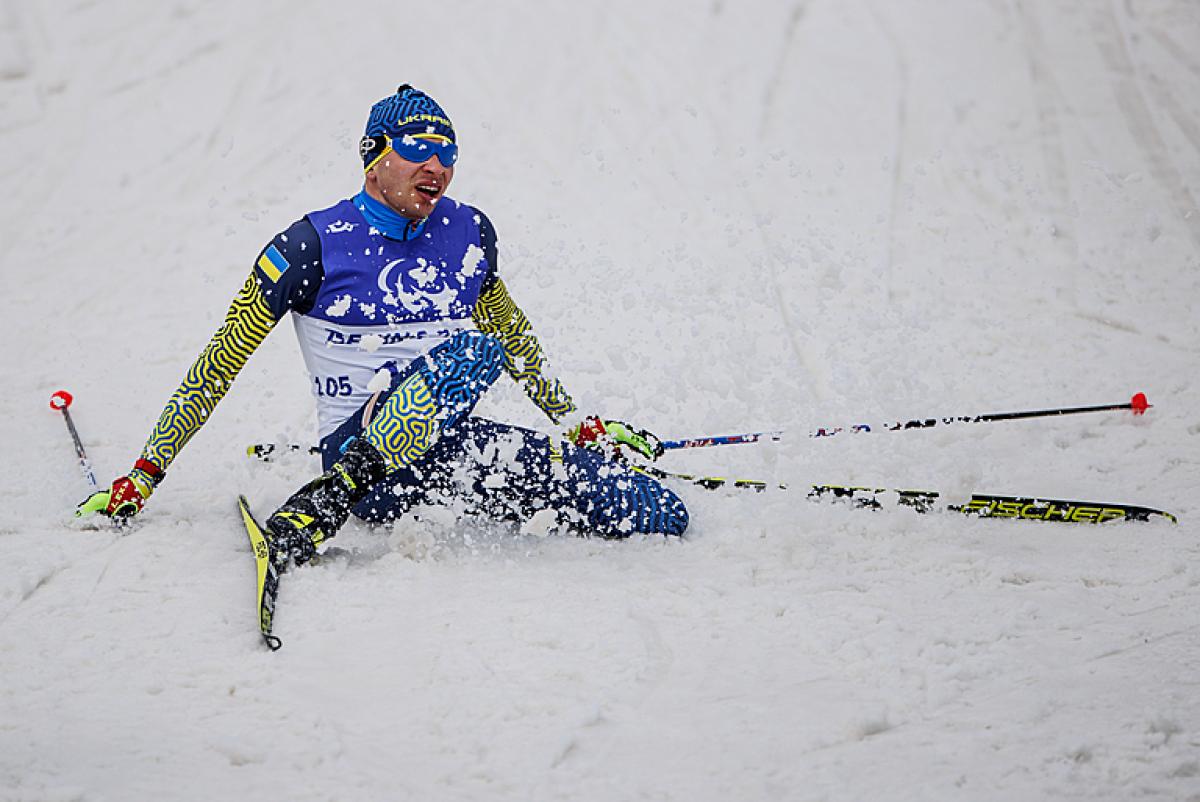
238,495,283,651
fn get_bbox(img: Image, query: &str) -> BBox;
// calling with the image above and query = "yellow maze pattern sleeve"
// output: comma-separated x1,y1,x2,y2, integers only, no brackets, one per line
139,272,278,470
472,278,577,424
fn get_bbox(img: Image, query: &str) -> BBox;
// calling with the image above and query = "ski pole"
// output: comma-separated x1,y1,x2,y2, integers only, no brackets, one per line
49,390,98,491
247,391,1153,462
662,392,1152,451
661,431,785,450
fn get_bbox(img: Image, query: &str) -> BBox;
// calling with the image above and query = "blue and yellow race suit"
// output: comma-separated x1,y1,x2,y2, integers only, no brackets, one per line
133,191,688,537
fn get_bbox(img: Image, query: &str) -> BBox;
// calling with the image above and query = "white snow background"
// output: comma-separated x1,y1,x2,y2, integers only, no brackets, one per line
2,1,1199,800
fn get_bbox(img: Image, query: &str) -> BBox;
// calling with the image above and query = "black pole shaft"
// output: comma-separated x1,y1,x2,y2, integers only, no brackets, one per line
886,401,1140,431
973,401,1137,423
58,407,98,490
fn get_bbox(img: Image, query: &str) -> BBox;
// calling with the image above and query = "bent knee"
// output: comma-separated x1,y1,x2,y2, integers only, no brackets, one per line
426,330,505,412
447,329,504,371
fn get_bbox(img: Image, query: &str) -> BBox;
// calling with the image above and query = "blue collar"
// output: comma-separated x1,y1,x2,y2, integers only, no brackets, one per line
355,189,427,241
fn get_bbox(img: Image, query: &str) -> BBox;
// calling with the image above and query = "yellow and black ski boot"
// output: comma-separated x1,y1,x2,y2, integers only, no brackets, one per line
265,438,388,566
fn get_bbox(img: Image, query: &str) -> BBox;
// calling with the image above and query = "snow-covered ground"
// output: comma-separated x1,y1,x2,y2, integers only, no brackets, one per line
3,1,1199,799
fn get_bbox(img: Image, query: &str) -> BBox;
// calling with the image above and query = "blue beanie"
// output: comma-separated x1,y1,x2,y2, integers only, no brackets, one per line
359,85,455,167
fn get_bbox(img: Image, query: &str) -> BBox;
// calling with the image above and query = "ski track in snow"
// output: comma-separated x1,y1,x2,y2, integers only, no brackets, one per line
2,1,1199,800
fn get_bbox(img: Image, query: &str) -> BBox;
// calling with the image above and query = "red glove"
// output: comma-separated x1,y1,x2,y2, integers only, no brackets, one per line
76,459,164,520
569,416,664,461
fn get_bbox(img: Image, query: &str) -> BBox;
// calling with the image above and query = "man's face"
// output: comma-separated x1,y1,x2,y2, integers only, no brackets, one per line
366,150,454,221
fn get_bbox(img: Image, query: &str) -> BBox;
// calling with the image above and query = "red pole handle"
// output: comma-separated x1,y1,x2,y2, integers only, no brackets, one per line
50,390,74,411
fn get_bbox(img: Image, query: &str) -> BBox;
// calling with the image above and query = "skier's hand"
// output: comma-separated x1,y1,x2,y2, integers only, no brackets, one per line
76,461,163,520
569,416,664,462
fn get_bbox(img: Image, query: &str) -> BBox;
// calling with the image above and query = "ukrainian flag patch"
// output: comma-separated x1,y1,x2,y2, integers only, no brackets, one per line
257,244,290,283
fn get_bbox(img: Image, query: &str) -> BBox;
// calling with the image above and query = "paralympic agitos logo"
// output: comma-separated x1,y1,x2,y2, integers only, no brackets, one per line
376,258,462,317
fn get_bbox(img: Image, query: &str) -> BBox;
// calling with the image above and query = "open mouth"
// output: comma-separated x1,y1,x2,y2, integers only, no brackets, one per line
415,183,441,200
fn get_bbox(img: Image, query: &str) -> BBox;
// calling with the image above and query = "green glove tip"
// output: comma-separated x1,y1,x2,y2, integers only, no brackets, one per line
75,490,110,518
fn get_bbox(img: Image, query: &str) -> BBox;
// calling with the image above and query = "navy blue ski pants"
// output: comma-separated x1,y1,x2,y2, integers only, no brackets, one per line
318,334,689,538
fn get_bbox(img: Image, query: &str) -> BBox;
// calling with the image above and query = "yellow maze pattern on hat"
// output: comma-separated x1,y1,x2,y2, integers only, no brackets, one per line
361,370,438,470
140,272,277,470
472,278,576,423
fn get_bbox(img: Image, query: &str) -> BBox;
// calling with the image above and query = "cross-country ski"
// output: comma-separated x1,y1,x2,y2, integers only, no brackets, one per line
237,496,283,651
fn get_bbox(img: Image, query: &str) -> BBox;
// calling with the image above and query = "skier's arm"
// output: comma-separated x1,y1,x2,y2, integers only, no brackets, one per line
135,272,278,471
140,218,325,473
472,276,578,424
78,219,324,519
468,207,576,423
472,283,662,460
465,210,662,461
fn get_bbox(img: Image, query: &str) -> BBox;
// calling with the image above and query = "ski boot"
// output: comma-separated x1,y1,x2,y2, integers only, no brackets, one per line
265,438,388,567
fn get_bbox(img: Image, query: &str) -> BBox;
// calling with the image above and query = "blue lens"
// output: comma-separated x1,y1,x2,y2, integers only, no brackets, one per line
388,134,458,168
